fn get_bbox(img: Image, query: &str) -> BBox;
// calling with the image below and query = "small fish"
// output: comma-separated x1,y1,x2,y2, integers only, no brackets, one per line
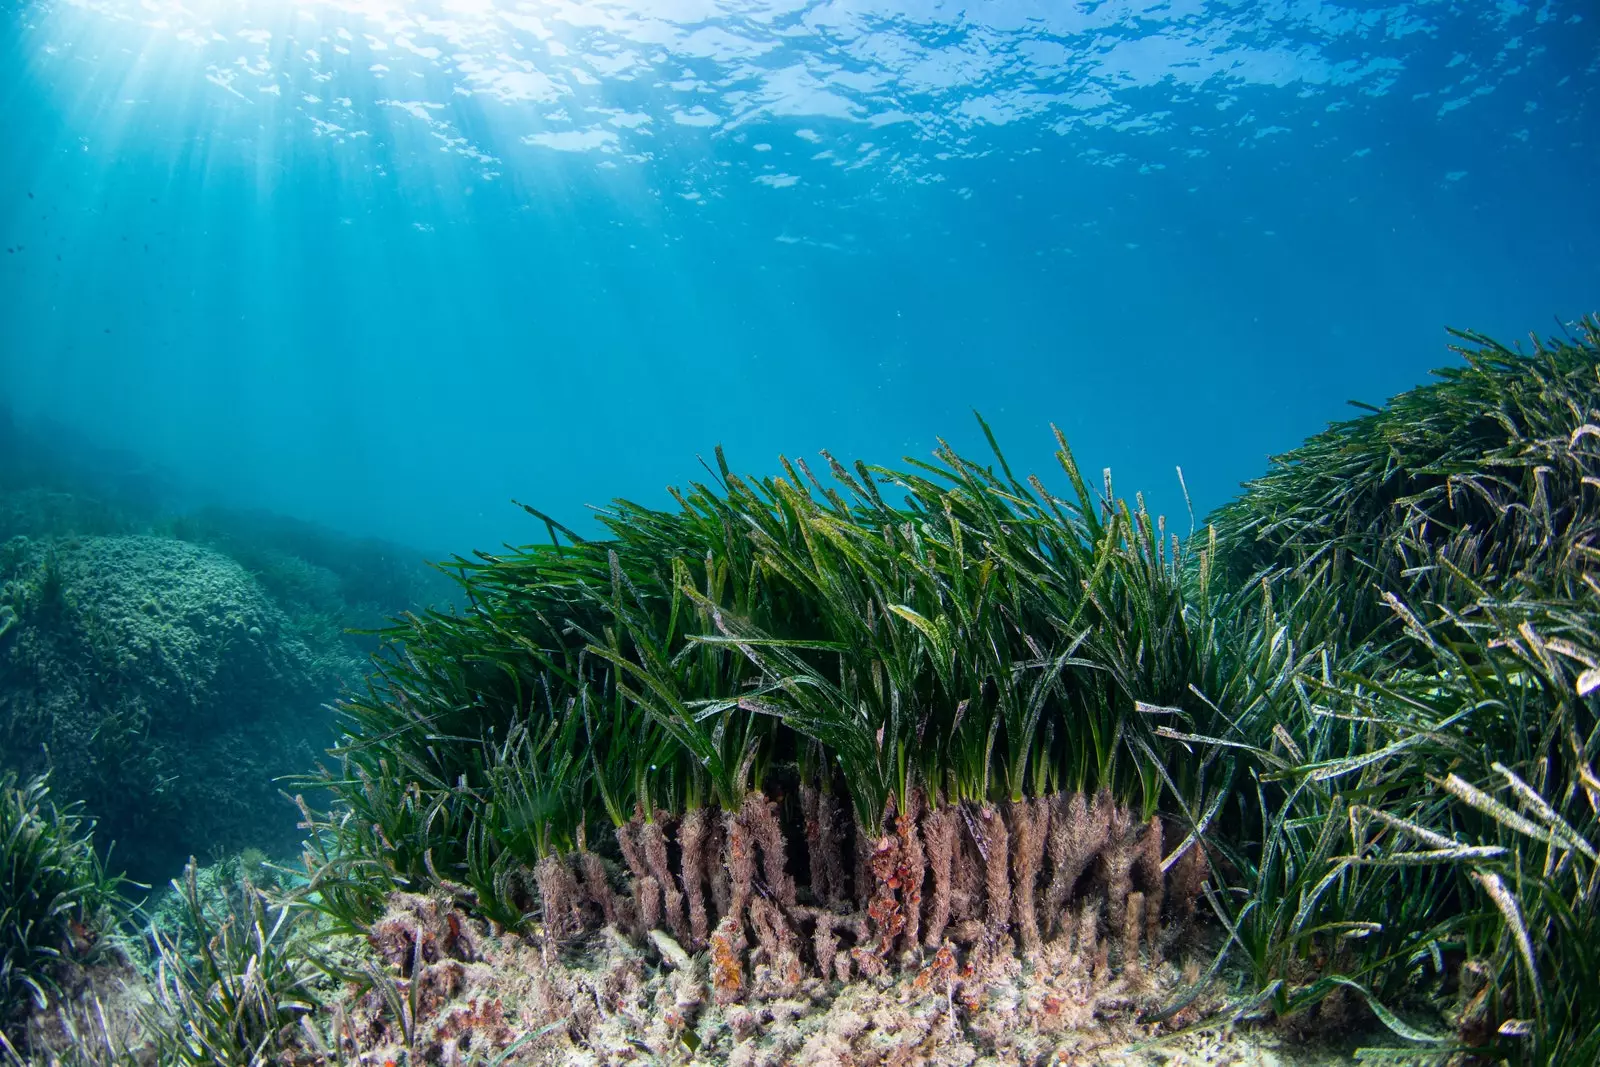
27,191,33,198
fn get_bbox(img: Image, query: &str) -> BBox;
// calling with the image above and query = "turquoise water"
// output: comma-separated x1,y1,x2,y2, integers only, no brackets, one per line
1,0,1596,556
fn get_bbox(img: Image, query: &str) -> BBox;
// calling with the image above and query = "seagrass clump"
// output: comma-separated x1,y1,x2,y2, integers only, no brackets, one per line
319,415,1239,999
1209,315,1600,645
310,316,1600,1062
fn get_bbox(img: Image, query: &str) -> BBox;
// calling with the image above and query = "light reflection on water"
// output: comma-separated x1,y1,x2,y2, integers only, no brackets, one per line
29,0,1574,190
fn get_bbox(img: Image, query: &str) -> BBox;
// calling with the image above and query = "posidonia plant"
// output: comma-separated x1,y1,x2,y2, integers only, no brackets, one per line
1209,316,1600,648
144,862,320,1067
294,315,1599,1062
310,421,1244,993
0,772,129,1023
1167,315,1600,1061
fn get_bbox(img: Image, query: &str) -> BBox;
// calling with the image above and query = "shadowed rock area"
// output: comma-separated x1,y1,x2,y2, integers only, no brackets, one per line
0,534,338,884
0,413,456,888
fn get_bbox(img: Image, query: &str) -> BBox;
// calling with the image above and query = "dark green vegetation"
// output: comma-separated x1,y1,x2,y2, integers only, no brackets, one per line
0,801,329,1067
0,772,127,1026
282,318,1598,1062
1201,323,1600,1060
0,417,456,886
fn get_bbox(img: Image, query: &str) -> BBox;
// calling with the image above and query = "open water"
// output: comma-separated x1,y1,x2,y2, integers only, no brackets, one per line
1,0,1596,556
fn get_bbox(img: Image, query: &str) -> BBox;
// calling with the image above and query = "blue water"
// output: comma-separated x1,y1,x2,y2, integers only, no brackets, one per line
1,0,1595,558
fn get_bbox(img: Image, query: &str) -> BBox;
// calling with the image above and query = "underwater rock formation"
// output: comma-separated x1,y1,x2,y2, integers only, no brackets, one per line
0,534,336,882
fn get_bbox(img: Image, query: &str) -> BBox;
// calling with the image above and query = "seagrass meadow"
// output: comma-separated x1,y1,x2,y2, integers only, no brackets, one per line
5,316,1600,1066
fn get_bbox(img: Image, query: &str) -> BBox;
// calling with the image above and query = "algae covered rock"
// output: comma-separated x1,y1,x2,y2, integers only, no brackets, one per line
0,534,337,884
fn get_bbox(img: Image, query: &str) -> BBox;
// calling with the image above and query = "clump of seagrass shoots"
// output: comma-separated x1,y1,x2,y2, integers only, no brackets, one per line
326,416,1234,1004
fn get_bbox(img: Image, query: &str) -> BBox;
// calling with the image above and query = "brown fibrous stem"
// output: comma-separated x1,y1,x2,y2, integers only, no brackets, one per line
742,792,797,909
921,804,957,949
974,803,1011,947
1045,790,1112,940
1010,796,1050,952
725,808,756,926
897,790,926,957
641,814,688,944
677,807,711,948
576,847,618,929
1137,816,1164,962
616,818,660,936
1101,802,1140,938
1122,890,1145,974
534,854,582,941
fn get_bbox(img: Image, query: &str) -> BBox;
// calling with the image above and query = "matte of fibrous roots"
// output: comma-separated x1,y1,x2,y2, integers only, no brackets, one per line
1045,791,1112,940
677,807,711,948
1167,838,1210,921
974,803,1011,944
725,808,757,926
811,908,839,982
535,854,583,940
369,893,474,974
576,847,619,929
1101,803,1139,937
921,804,957,949
616,818,660,937
748,895,804,995
896,790,926,955
1010,796,1051,952
803,906,867,985
911,938,958,999
641,815,689,944
742,792,797,909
